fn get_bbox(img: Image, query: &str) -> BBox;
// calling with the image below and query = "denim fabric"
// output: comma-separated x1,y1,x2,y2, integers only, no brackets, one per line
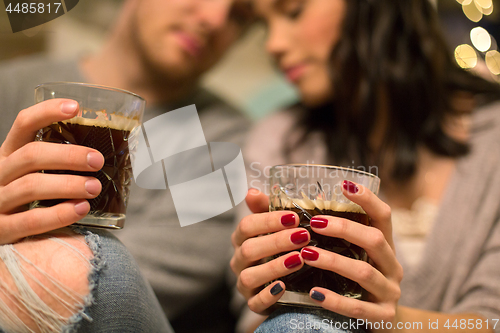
255,306,367,333
0,227,174,333
73,227,174,333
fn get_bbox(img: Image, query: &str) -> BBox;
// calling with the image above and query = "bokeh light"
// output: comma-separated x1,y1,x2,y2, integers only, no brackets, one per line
485,50,500,75
455,44,478,68
470,27,492,52
463,1,483,22
456,0,499,76
482,3,494,15
474,0,493,10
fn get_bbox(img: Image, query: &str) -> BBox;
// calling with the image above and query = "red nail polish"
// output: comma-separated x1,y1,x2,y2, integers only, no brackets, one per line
284,254,302,269
281,214,296,227
310,217,328,228
290,230,309,245
343,180,359,194
301,248,319,261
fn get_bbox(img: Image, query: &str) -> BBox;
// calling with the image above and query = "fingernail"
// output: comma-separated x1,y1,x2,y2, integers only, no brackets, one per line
310,290,325,302
284,254,301,269
85,179,101,195
281,214,296,227
301,248,319,261
74,201,90,215
87,152,103,169
270,283,283,296
343,180,359,194
61,101,78,115
310,217,328,228
290,230,309,245
248,188,260,196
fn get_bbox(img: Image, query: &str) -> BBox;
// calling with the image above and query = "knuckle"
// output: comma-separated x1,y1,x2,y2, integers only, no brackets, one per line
66,146,83,168
21,142,42,163
20,173,39,194
15,108,30,130
383,308,396,323
229,257,240,275
271,232,285,253
392,285,402,301
350,304,366,319
268,259,283,279
266,211,281,230
247,299,260,313
395,264,404,282
239,241,255,262
62,176,77,195
239,216,252,238
380,203,392,221
52,205,71,228
231,232,238,248
357,263,375,284
337,218,350,236
239,269,256,290
236,277,245,294
327,252,339,268
369,228,386,251
22,209,40,232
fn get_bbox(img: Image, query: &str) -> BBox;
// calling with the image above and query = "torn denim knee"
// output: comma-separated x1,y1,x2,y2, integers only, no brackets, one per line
0,227,103,333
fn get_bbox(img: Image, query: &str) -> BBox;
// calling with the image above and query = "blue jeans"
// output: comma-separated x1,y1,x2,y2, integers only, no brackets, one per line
0,227,173,333
255,306,367,333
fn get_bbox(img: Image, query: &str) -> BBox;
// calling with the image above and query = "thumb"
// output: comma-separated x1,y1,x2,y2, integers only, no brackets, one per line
245,188,269,213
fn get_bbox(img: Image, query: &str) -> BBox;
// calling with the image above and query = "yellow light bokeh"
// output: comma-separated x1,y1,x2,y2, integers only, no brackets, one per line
482,3,494,15
455,44,478,68
457,0,473,5
463,1,484,22
474,0,493,9
485,50,500,75
470,27,492,52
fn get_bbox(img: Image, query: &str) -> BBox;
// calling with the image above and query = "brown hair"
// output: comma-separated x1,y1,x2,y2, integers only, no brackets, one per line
286,0,500,181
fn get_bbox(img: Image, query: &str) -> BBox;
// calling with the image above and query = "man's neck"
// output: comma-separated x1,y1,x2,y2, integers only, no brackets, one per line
80,31,197,107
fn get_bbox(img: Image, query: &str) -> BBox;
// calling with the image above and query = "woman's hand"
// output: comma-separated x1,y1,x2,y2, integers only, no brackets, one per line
0,99,104,244
231,189,310,314
303,180,403,326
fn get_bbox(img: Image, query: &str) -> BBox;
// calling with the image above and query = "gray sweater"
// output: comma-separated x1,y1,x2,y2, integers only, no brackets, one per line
0,56,251,328
241,101,500,332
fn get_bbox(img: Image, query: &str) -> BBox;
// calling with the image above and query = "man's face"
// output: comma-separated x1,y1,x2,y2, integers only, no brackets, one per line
131,0,253,81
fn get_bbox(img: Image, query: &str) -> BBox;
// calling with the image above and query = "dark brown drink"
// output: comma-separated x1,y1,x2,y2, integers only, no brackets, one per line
273,203,369,299
34,119,133,218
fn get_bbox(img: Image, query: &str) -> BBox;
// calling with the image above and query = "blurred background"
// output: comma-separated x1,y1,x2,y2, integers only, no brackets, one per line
1,0,499,120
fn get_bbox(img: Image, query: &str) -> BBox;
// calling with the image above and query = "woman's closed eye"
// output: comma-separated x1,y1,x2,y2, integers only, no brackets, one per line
278,0,306,20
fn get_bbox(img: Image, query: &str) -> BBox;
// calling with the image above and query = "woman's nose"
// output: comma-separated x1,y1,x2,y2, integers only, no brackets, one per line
265,23,290,59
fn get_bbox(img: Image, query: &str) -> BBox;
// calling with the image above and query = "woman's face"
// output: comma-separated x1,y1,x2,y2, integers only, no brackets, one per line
255,0,346,106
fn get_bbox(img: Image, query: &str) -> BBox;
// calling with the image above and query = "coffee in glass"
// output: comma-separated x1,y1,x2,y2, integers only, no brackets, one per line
269,164,380,307
30,82,145,229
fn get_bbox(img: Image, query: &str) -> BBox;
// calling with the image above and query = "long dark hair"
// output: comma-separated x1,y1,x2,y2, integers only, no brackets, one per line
286,0,500,181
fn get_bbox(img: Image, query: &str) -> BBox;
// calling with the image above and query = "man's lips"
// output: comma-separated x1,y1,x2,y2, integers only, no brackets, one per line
174,32,204,57
283,63,308,82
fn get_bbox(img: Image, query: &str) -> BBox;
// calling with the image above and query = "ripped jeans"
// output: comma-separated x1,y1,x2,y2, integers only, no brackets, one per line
0,227,173,333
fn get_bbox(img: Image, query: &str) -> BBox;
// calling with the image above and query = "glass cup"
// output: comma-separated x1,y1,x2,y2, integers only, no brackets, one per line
269,164,380,307
30,82,145,229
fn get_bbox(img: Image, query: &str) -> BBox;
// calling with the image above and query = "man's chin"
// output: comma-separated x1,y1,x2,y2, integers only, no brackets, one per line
146,59,200,83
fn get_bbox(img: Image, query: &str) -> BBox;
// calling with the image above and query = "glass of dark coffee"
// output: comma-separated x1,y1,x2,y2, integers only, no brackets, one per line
29,82,145,229
269,164,380,307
